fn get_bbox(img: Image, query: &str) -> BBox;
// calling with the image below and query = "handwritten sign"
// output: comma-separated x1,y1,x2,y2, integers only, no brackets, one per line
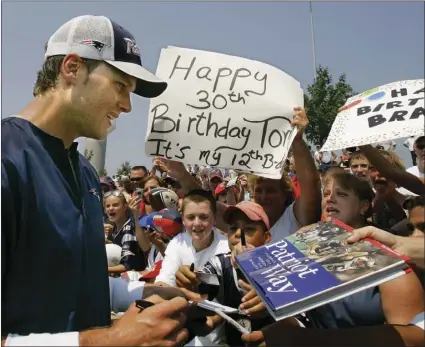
321,79,424,151
144,46,303,179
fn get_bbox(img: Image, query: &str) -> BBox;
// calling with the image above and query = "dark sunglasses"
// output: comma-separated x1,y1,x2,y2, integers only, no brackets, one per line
407,222,425,234
103,190,123,199
130,177,143,182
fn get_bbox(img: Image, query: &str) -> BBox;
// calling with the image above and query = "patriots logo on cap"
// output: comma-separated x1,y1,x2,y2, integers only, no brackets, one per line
81,39,107,52
123,38,140,57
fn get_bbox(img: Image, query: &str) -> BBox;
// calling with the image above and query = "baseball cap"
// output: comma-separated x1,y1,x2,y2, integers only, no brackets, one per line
45,15,167,98
150,187,179,210
223,201,270,230
209,169,223,181
215,184,226,196
100,176,113,187
140,260,163,281
139,209,183,237
105,243,122,266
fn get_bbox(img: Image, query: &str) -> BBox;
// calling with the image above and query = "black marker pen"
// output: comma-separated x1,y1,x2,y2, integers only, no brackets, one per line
241,229,246,247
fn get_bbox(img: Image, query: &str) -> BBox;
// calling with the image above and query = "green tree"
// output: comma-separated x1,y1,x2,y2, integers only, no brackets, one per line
304,65,355,146
116,161,132,177
98,168,108,177
83,149,94,162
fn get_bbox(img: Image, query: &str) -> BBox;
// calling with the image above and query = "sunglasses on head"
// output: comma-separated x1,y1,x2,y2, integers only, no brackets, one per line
103,190,123,199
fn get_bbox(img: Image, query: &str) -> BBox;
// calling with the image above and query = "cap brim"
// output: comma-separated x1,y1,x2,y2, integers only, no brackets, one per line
210,175,223,180
223,205,263,226
105,61,167,98
138,214,152,228
140,261,163,280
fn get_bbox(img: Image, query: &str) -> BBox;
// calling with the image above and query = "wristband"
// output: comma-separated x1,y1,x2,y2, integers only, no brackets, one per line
6,332,79,346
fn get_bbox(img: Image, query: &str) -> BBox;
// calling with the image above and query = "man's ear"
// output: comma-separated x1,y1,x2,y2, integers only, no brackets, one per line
60,54,84,85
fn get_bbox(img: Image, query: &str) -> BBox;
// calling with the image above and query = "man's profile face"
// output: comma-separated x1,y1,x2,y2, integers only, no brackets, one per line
66,57,136,140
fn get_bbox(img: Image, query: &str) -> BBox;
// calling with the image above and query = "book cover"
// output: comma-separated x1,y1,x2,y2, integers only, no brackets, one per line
235,221,408,312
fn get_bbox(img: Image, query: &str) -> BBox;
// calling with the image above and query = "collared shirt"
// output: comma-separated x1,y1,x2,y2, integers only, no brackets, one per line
2,117,110,335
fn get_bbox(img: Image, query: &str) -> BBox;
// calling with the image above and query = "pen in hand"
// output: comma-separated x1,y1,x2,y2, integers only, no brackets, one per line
241,229,246,248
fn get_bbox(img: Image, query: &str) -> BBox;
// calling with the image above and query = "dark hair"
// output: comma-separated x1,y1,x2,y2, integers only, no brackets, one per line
324,171,375,218
142,175,164,189
132,166,148,174
403,195,425,212
33,55,101,97
182,189,217,216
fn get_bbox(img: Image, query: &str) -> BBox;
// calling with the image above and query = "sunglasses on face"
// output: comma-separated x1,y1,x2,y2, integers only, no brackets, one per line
103,190,123,199
130,177,143,182
407,222,425,234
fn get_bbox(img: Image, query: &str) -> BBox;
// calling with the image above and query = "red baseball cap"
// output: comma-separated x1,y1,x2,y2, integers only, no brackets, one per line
215,184,226,196
223,201,270,230
209,169,223,181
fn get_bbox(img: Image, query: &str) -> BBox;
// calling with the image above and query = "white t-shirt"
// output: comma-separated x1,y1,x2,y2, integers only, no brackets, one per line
404,137,418,152
397,165,425,197
407,165,425,179
155,228,229,286
155,228,229,347
270,202,302,242
320,151,332,163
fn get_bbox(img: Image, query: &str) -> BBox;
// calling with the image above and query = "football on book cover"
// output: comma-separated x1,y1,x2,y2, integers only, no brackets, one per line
235,221,408,315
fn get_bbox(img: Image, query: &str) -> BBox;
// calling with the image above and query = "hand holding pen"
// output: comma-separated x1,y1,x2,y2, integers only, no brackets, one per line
175,263,199,291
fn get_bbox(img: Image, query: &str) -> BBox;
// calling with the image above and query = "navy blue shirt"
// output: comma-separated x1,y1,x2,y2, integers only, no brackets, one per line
1,117,111,335
306,286,385,329
204,253,274,346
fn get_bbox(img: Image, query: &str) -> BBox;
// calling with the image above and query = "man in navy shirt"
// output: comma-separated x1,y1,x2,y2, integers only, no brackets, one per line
2,15,189,346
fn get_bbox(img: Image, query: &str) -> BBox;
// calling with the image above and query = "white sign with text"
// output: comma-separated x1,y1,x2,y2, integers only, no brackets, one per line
321,79,424,152
144,46,304,179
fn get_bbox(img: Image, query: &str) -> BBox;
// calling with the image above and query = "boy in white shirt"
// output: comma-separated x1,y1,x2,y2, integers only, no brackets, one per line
154,189,229,346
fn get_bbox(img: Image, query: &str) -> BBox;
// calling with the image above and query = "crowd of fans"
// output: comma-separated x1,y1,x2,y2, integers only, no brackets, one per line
3,14,424,347
100,111,425,346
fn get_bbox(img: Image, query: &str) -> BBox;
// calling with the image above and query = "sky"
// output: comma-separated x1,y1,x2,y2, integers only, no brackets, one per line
2,1,424,174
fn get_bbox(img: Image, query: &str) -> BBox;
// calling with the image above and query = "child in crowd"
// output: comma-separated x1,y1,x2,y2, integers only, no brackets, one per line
198,201,276,346
154,189,230,346
131,208,183,283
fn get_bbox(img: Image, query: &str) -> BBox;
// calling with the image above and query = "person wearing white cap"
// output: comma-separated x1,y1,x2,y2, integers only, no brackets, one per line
2,15,189,346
